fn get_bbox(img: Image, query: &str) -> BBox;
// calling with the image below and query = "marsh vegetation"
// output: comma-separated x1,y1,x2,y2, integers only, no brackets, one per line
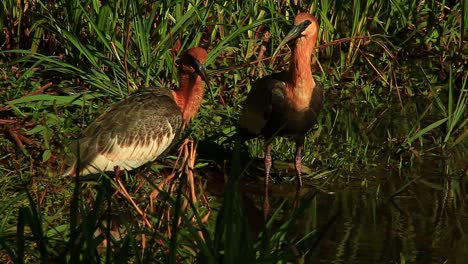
1,0,467,263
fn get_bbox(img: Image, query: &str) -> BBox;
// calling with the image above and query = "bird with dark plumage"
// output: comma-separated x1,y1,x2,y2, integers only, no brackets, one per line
238,13,324,218
63,47,210,176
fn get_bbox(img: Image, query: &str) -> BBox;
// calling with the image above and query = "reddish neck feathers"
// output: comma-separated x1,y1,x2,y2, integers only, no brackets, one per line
172,73,204,124
287,33,317,111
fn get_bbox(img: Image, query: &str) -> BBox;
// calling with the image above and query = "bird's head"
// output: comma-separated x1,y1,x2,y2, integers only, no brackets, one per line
179,47,211,89
174,47,214,124
272,13,319,58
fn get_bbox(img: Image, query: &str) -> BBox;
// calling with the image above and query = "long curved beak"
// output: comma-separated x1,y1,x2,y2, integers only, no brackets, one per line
272,24,306,59
193,59,214,102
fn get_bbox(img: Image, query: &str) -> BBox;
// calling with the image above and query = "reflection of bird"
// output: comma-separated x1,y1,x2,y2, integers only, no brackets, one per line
63,47,210,176
238,13,324,218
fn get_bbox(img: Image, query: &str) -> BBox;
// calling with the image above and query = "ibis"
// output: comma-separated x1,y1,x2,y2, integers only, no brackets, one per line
238,13,324,218
63,47,210,176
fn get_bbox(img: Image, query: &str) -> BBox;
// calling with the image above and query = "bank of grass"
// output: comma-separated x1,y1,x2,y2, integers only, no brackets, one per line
0,0,467,262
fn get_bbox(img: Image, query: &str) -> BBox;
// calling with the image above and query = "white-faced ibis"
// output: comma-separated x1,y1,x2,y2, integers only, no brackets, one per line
63,47,210,176
238,13,323,218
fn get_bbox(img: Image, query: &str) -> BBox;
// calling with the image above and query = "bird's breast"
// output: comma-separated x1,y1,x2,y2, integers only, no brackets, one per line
264,84,323,138
262,105,313,138
284,81,315,111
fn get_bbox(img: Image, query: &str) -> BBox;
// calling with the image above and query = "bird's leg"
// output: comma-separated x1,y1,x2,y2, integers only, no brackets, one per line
264,142,273,221
293,138,305,208
294,145,303,189
114,165,121,180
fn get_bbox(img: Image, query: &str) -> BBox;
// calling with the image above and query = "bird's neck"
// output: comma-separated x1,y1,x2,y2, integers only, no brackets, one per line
287,35,316,111
172,73,204,125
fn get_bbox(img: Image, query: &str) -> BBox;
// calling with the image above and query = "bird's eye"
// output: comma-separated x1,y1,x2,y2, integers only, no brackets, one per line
300,20,312,31
187,56,199,71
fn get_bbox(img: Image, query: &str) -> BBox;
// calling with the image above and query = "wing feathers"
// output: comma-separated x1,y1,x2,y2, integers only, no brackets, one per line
65,89,183,176
238,73,287,136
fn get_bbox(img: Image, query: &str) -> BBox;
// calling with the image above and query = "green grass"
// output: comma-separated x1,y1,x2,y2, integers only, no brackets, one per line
1,0,467,263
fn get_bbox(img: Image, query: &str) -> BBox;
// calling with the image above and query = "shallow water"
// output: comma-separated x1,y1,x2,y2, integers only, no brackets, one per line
203,153,467,263
306,161,467,264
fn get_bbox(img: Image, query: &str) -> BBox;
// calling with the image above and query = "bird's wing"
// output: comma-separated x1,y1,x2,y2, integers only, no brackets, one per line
238,72,287,136
74,89,183,170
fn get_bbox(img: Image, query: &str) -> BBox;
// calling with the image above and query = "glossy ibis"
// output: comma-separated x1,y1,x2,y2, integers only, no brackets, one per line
63,47,210,176
238,13,323,218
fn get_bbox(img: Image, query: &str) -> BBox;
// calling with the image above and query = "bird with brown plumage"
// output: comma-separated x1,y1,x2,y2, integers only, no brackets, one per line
63,47,210,177
238,13,324,219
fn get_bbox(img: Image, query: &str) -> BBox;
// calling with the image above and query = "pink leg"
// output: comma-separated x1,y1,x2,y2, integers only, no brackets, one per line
264,143,272,221
294,145,303,190
293,139,304,208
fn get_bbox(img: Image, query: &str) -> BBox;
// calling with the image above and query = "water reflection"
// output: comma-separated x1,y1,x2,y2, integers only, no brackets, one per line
301,164,466,263
204,155,467,263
